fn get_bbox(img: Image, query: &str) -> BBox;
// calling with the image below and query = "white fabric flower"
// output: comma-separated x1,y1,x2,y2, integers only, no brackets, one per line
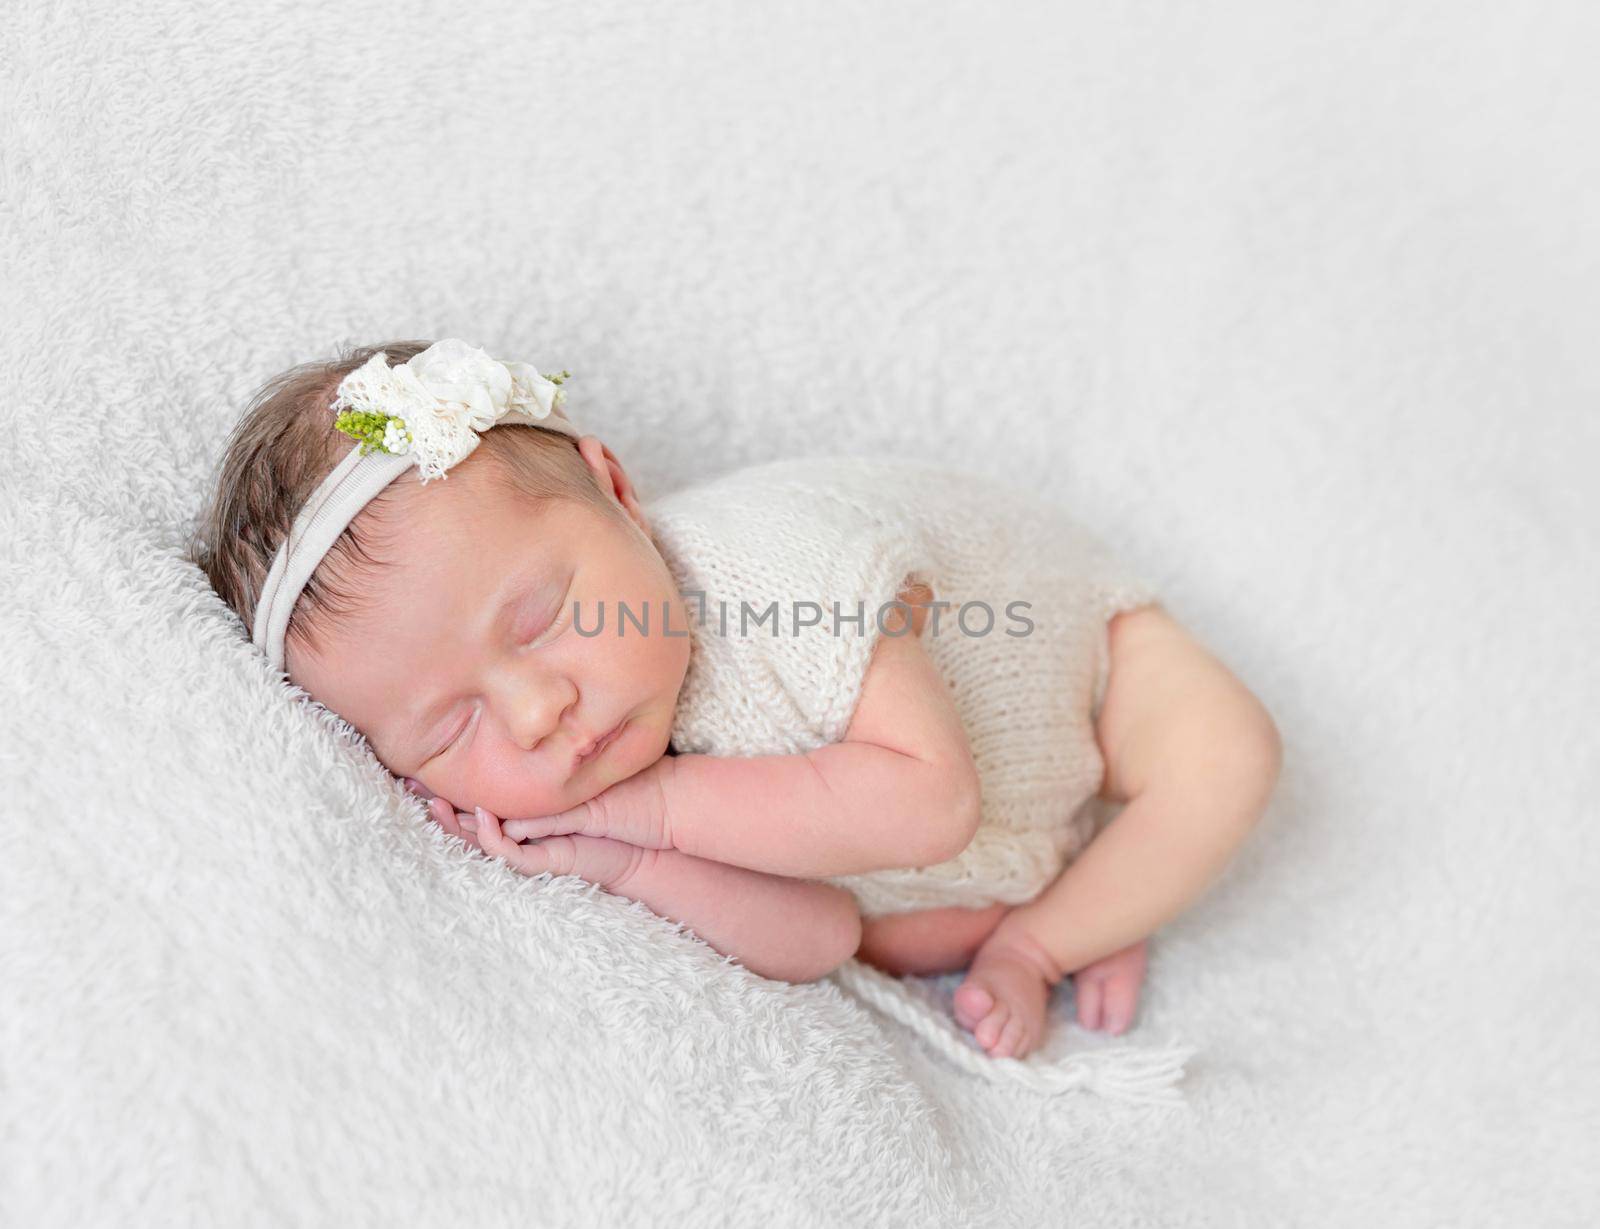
502,359,563,417
329,340,567,483
407,338,514,431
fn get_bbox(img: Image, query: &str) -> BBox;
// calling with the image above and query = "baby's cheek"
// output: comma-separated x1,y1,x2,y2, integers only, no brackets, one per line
469,743,569,821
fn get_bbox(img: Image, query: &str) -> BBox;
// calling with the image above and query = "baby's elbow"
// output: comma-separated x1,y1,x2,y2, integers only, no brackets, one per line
785,888,863,983
908,759,983,868
823,893,865,976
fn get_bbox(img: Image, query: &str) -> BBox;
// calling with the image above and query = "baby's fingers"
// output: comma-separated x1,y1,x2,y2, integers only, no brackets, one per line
471,806,514,857
488,834,622,883
500,810,587,843
473,808,574,877
429,797,481,851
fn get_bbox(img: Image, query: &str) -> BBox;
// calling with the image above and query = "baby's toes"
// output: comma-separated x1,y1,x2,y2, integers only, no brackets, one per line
953,981,994,1032
990,1012,1032,1060
1074,973,1105,1031
1100,973,1143,1036
973,1001,1013,1053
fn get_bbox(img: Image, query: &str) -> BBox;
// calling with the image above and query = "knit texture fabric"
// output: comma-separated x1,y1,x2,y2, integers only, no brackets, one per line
647,454,1158,918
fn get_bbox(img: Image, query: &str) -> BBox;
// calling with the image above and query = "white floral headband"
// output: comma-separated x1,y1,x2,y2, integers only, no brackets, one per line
250,338,583,673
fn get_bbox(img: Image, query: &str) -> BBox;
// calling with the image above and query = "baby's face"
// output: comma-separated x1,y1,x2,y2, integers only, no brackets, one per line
287,443,691,821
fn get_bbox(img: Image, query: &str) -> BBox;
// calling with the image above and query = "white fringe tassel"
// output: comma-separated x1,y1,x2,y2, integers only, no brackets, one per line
831,960,1196,1105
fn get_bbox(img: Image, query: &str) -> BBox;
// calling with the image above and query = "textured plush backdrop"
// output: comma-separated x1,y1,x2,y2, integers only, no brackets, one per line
2,1,1596,1224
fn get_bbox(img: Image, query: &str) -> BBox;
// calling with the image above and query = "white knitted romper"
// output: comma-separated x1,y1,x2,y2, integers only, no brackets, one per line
645,454,1158,920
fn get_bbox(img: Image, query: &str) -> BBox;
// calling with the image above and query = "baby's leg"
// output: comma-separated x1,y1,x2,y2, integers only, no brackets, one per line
859,894,1147,1059
954,603,1281,1058
856,902,1010,976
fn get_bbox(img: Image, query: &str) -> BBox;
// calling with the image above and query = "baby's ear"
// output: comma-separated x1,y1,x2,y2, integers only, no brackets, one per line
576,436,645,520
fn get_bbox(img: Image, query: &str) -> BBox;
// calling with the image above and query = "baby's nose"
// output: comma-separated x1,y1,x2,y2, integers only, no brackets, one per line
495,672,579,753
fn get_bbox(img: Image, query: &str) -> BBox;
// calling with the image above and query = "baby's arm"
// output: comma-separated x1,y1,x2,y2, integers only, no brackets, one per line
504,586,984,879
616,846,863,984
667,595,979,875
430,798,862,983
984,605,1282,979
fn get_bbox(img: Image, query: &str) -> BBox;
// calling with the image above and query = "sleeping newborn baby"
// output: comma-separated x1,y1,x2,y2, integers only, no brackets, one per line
196,338,1281,1060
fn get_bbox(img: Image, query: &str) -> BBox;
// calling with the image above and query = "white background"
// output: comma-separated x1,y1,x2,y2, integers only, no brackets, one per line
3,2,1596,1223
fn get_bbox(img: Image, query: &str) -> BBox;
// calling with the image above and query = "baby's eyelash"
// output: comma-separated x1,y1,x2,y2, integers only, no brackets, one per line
520,595,571,645
443,705,478,753
540,602,571,639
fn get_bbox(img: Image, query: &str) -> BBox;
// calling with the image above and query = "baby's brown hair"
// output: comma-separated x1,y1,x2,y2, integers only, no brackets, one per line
190,338,612,662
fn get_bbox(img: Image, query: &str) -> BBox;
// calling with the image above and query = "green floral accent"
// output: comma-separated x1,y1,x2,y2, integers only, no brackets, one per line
548,370,571,409
334,409,410,455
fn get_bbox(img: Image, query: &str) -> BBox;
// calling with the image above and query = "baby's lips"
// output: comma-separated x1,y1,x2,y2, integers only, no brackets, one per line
403,776,435,800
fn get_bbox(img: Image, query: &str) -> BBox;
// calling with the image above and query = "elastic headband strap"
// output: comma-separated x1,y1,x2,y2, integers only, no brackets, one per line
251,444,412,673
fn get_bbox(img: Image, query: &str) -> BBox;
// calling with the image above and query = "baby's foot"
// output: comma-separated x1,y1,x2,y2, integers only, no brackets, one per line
1071,938,1148,1036
952,923,1058,1060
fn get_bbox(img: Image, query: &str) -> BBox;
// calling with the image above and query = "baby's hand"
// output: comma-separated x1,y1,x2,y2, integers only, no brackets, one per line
436,795,648,888
408,782,648,889
497,757,677,851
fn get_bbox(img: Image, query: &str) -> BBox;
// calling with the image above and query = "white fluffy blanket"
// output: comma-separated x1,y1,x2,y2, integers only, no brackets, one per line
3,1,1596,1223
